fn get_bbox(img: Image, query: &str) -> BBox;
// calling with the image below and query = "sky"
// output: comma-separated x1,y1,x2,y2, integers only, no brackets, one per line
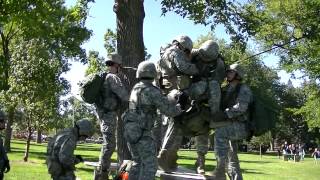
63,0,302,97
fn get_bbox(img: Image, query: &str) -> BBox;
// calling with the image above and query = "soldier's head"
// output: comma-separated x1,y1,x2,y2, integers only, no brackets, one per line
226,63,244,82
0,109,6,130
75,119,94,140
172,35,193,56
105,52,122,74
136,61,157,80
199,40,220,62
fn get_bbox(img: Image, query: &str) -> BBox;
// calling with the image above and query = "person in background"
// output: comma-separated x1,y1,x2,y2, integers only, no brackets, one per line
0,109,10,180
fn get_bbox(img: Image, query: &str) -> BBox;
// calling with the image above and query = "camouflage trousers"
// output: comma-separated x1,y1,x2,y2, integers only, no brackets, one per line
51,171,75,180
158,118,183,171
214,122,247,180
97,111,117,174
195,134,209,155
128,136,157,180
187,79,221,114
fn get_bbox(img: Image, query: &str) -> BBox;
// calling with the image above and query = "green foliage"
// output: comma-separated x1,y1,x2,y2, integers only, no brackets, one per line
0,0,93,90
85,51,106,76
243,0,320,79
160,0,258,49
297,82,320,129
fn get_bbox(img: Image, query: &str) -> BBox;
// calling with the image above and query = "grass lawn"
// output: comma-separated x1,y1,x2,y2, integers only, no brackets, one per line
5,139,319,180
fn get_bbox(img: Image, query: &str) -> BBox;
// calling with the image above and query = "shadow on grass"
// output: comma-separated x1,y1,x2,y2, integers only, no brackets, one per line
178,155,216,161
77,166,95,173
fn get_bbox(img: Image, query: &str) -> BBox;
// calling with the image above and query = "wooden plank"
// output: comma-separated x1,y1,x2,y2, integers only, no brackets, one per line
156,166,207,180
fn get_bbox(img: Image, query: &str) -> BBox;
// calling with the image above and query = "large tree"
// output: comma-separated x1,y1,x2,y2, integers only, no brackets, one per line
0,0,93,151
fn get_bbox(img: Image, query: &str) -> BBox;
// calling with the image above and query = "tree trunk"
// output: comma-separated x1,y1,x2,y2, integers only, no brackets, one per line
260,143,262,159
36,129,42,144
4,106,14,152
114,0,145,89
114,0,145,162
0,32,10,90
23,122,33,162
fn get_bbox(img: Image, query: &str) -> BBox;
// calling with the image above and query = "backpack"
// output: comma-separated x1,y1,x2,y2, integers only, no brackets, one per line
79,72,107,104
235,85,279,137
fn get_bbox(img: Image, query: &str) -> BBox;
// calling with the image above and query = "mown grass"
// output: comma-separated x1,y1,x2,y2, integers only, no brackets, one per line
5,140,320,180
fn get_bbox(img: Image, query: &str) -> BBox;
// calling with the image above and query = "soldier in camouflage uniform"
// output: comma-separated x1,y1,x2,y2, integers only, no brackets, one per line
208,63,253,180
157,35,199,172
127,61,182,180
0,109,10,180
94,53,129,180
188,40,226,174
46,119,94,180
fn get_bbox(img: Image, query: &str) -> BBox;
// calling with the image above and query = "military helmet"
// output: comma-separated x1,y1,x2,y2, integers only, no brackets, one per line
106,52,122,65
227,63,245,79
136,61,157,79
173,35,193,51
75,119,94,137
199,40,220,61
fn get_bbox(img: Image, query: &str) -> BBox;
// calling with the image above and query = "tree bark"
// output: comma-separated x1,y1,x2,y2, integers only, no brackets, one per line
23,120,33,162
114,0,145,162
36,129,42,144
4,106,14,152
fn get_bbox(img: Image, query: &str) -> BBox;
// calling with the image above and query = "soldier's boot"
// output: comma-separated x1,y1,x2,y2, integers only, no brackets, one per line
195,153,205,175
94,168,109,180
207,158,226,180
157,149,178,172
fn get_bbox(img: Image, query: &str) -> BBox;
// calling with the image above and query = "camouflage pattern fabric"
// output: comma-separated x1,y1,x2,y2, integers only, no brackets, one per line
95,73,129,180
0,134,9,178
46,128,80,180
213,83,252,179
127,80,181,180
158,45,198,91
195,134,209,155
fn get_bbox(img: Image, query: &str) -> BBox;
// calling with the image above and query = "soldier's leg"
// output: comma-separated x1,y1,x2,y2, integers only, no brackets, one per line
152,110,163,153
227,140,243,180
208,127,229,180
95,112,117,180
140,137,158,180
195,134,209,174
208,80,221,114
58,171,76,180
127,142,142,180
158,118,183,172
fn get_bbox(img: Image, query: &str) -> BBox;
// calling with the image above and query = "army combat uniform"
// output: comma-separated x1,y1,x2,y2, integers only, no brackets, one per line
211,64,253,180
95,53,129,180
187,40,226,174
157,35,199,172
0,110,10,180
127,61,182,180
46,119,94,180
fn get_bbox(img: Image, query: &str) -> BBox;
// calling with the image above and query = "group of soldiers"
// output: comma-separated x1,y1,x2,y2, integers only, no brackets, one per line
45,35,253,180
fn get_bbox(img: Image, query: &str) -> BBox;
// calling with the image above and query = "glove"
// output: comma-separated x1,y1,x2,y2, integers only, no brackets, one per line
177,92,189,110
75,155,84,163
212,111,228,122
4,160,10,173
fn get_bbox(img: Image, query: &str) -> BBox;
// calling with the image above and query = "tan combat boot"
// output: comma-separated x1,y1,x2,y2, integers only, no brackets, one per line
195,153,205,175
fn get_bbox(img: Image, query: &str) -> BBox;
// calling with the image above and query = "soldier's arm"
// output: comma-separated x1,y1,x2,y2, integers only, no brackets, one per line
172,51,199,75
107,74,129,102
225,85,252,119
147,87,182,117
58,138,77,170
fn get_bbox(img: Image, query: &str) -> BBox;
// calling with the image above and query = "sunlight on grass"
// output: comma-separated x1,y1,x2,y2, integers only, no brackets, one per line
5,140,319,180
